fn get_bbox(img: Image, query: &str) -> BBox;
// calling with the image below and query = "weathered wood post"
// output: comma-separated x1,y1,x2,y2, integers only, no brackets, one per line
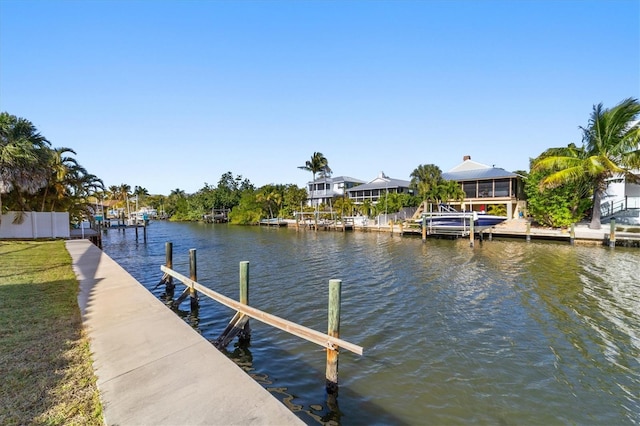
569,223,575,245
135,222,139,239
399,221,403,236
469,218,475,247
143,220,148,241
609,218,616,248
326,279,342,395
189,249,199,311
526,220,531,242
389,219,394,236
165,242,175,297
421,216,427,242
238,261,251,344
95,218,103,248
488,228,493,241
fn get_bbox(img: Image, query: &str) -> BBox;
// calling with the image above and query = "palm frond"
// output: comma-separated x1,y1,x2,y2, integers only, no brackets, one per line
540,166,584,189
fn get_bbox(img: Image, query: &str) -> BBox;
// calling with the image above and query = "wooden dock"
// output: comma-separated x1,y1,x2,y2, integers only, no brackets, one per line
285,217,640,247
293,212,354,232
259,218,288,227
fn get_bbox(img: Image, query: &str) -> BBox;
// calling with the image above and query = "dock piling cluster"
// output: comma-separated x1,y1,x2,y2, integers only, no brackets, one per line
160,242,363,395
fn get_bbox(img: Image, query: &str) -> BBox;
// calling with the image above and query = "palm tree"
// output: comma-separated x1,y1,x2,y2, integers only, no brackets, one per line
107,185,119,198
117,184,132,199
0,112,52,223
133,186,149,209
534,98,640,229
298,152,332,205
134,186,149,197
438,180,465,204
40,147,78,211
334,195,355,218
410,164,442,202
65,172,104,223
256,188,282,219
169,188,186,198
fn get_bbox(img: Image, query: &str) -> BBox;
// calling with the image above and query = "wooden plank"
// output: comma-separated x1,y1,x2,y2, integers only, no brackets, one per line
161,265,363,356
215,312,249,348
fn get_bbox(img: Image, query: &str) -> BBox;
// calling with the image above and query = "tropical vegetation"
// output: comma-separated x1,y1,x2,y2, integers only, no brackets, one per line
525,149,591,227
410,164,465,206
298,151,332,182
0,112,104,224
532,98,640,229
3,98,639,230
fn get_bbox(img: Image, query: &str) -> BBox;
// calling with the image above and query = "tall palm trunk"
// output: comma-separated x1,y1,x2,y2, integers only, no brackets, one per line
589,187,603,229
40,186,49,212
311,172,316,207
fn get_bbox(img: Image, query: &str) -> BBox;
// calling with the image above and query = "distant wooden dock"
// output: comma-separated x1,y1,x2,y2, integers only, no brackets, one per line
283,217,640,247
259,218,288,227
204,209,230,223
293,211,354,232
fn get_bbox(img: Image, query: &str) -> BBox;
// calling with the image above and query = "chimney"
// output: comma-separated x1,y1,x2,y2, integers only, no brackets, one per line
463,155,471,161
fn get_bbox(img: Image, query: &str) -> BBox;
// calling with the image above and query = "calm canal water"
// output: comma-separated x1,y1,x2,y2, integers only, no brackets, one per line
100,221,640,425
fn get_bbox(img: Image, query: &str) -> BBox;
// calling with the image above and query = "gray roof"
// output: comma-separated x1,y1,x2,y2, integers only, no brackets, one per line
330,176,366,184
308,175,366,184
442,168,518,181
346,177,411,192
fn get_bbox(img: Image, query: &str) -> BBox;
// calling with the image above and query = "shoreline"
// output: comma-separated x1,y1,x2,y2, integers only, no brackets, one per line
277,218,640,247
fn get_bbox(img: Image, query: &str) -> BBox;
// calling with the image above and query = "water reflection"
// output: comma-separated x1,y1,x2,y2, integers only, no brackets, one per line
517,244,640,423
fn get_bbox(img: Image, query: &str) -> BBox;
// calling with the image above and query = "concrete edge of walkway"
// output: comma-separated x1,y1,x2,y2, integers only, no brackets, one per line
65,239,304,426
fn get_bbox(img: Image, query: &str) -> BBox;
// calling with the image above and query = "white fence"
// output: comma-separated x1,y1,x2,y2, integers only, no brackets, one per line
0,212,70,239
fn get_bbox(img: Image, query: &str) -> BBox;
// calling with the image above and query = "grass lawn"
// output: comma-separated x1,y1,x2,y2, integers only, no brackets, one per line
0,241,103,426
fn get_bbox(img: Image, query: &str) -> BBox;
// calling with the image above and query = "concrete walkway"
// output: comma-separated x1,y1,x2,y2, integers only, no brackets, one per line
66,239,303,426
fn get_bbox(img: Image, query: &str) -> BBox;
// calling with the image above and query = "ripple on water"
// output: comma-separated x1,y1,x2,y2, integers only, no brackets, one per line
101,222,640,425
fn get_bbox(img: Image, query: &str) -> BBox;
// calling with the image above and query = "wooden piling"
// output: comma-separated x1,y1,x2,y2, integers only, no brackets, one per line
421,216,427,242
143,220,148,241
609,219,616,248
239,261,251,344
135,223,139,239
189,249,199,311
569,223,575,245
326,279,342,395
469,219,475,247
389,220,394,236
165,242,175,297
526,221,531,242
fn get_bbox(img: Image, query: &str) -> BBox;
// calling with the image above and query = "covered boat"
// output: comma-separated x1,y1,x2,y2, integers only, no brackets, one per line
416,210,507,233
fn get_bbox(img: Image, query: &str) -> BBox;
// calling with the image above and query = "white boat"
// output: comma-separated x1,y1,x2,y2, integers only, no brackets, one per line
131,207,157,221
416,211,507,233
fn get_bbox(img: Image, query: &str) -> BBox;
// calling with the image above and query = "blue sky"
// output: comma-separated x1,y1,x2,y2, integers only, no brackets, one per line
1,0,638,195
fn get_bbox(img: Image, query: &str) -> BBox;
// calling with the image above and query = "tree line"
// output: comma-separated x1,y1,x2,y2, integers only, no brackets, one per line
2,98,638,229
